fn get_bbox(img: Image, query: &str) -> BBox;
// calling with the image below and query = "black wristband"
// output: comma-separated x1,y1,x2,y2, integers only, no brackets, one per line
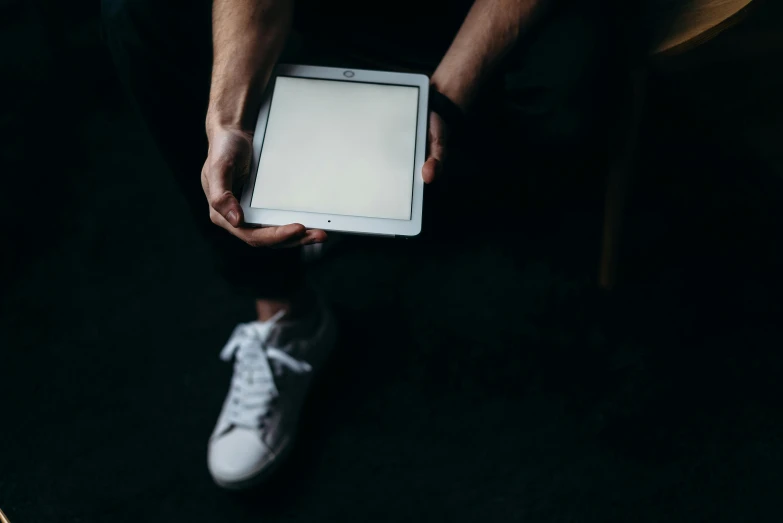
428,86,466,133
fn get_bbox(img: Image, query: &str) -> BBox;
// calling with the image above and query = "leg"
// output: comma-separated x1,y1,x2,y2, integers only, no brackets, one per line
103,2,341,489
102,0,304,304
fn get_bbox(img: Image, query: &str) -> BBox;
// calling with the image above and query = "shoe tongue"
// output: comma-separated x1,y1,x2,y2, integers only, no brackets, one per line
250,317,285,346
260,327,278,346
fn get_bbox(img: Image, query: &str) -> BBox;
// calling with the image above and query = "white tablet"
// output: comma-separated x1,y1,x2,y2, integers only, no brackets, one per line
239,64,429,237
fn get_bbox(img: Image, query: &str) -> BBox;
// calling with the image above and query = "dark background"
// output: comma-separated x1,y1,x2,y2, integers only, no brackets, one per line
2,1,783,521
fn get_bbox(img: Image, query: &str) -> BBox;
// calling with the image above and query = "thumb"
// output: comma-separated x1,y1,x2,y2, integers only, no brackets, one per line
422,157,441,184
204,130,253,228
209,185,243,228
204,162,244,228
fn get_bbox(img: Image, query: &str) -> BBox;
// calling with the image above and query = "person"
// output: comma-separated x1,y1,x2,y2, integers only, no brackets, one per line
102,0,613,489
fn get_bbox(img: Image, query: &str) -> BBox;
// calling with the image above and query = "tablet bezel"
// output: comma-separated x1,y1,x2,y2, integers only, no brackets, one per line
240,64,429,237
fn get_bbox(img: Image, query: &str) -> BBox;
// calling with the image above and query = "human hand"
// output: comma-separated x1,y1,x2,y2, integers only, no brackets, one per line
201,127,327,248
421,110,449,184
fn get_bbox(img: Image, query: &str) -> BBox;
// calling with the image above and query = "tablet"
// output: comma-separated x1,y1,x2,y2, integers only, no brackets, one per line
239,64,429,237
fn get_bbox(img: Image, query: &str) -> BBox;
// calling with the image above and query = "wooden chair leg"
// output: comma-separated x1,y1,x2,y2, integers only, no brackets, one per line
599,68,648,290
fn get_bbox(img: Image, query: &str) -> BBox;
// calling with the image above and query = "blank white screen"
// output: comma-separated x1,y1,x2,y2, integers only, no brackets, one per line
251,76,419,220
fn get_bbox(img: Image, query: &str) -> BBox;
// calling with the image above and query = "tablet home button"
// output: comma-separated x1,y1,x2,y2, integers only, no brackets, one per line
343,70,355,78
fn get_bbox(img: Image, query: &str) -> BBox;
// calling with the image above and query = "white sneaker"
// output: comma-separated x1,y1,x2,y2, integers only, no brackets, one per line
207,306,337,489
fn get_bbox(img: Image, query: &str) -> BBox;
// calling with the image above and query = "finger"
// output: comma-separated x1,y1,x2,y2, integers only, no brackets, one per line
211,211,311,248
428,110,447,148
272,229,329,250
305,228,328,244
237,224,309,248
422,157,441,184
424,112,447,184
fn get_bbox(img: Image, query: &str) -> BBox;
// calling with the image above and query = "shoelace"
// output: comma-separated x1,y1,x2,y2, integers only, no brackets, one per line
220,315,313,429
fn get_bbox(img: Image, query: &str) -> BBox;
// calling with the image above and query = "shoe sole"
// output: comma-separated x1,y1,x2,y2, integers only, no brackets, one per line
211,432,297,490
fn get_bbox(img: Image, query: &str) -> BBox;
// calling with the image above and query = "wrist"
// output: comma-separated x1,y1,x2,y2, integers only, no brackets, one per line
205,120,252,145
208,26,290,134
206,90,258,136
207,61,272,134
430,73,473,113
428,86,466,134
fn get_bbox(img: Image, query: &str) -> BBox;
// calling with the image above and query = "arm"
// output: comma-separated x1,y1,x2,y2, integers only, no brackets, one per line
431,0,545,111
422,0,546,183
207,0,293,131
203,0,327,247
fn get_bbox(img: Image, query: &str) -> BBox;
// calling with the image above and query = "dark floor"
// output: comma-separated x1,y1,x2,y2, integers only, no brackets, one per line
2,3,783,522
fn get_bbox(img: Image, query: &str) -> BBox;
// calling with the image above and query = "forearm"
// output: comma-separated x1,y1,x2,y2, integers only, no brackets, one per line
207,0,294,133
431,0,545,111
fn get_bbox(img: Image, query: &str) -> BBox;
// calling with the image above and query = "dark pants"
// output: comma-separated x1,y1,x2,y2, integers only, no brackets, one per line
102,0,613,300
